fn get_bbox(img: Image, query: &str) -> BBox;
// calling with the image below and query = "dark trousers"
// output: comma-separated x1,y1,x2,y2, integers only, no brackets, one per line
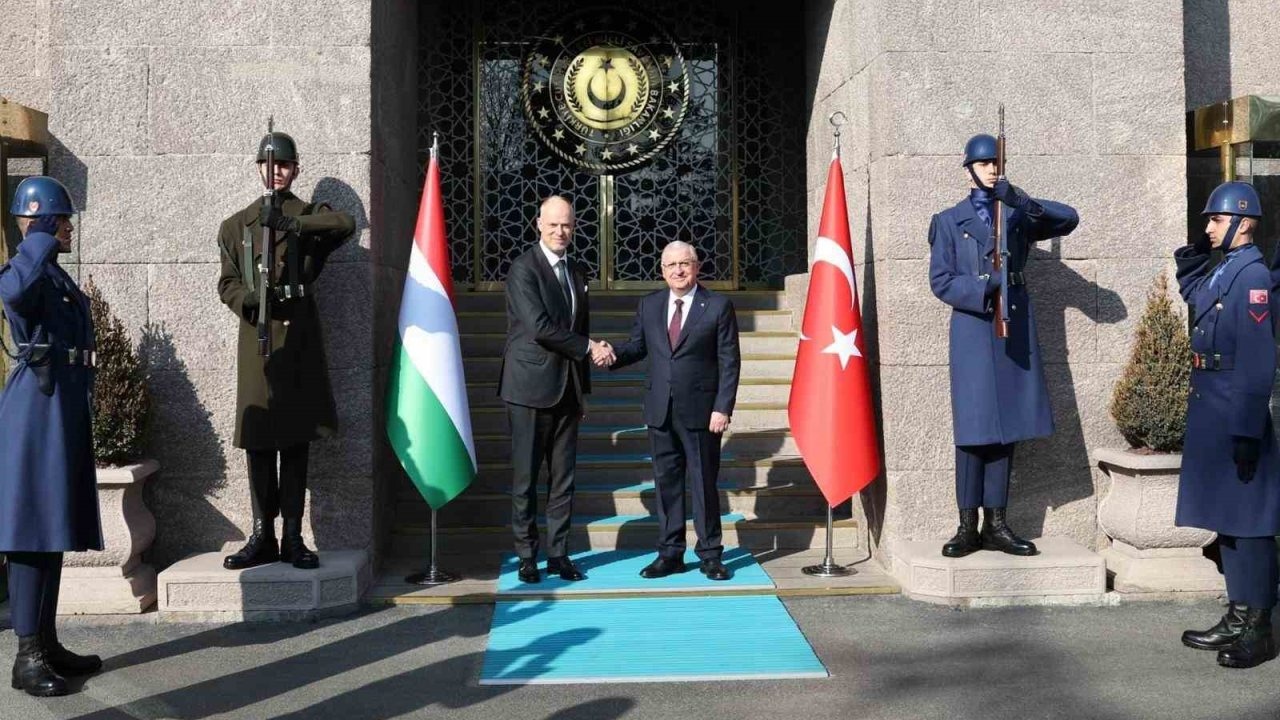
508,394,580,560
649,399,724,561
247,443,310,521
5,552,63,637
956,443,1015,509
1220,535,1279,609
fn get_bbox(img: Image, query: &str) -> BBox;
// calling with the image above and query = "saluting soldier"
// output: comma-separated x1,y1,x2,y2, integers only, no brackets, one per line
0,177,103,697
217,131,355,571
1177,181,1278,669
928,133,1079,559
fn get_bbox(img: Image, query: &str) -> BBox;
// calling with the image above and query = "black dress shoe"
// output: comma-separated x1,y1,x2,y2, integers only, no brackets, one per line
10,635,68,697
223,517,280,570
42,628,102,677
1219,607,1277,669
942,508,982,558
699,558,732,581
517,558,541,584
280,518,320,569
547,556,585,581
980,507,1038,556
1183,603,1246,650
639,555,685,579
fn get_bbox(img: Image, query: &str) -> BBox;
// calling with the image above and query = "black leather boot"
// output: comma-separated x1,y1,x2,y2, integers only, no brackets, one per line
1183,603,1246,650
942,509,982,558
42,626,102,676
1218,607,1277,668
10,635,68,697
223,517,280,570
980,507,1037,556
280,518,320,570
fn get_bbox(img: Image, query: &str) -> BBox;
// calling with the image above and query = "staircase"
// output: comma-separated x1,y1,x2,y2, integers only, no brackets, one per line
371,290,868,602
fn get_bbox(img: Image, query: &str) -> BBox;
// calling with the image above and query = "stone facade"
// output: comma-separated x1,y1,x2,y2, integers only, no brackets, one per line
0,0,1265,578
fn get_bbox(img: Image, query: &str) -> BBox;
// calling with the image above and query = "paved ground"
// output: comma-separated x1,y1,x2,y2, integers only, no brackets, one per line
0,596,1278,719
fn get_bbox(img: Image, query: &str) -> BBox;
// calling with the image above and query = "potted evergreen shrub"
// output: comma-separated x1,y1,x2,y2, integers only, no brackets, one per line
61,278,159,614
1094,271,1220,592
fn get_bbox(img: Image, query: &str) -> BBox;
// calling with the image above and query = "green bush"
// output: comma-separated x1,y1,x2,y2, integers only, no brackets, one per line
85,277,151,465
1109,271,1190,452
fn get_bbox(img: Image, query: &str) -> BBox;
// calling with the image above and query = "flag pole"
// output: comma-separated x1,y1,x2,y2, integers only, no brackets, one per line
405,130,461,587
802,111,855,579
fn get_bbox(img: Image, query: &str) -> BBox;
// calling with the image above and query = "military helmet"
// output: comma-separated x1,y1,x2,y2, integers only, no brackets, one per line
257,131,299,163
8,176,76,217
962,134,998,166
1202,181,1262,218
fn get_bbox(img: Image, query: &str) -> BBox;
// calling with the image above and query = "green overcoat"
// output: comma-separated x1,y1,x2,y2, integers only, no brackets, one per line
216,192,355,449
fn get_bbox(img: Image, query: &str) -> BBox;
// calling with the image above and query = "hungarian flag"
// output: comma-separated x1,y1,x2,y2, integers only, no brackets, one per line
386,140,476,509
788,151,881,507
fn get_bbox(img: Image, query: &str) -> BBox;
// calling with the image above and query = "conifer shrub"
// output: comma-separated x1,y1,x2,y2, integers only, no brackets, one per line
1109,271,1190,453
85,277,151,465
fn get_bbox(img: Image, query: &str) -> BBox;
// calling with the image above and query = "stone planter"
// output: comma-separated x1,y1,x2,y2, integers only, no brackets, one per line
60,459,159,614
1094,448,1222,593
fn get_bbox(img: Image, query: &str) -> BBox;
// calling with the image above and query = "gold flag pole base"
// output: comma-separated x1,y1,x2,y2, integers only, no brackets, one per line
802,505,855,577
405,507,459,586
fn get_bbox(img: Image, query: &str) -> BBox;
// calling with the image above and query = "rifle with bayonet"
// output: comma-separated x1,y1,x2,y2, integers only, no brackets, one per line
258,117,276,357
992,105,1010,339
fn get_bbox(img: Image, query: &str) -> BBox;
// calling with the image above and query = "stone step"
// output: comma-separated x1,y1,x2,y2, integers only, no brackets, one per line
891,537,1106,606
448,455,813,490
395,480,830,525
466,375,794,407
389,514,859,555
463,355,799,382
468,402,790,433
460,331,798,357
472,426,798,460
455,309,795,334
454,290,789,313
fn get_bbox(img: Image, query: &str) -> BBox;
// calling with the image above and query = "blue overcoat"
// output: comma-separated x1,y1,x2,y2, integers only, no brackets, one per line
1174,242,1280,536
928,196,1079,446
0,232,102,552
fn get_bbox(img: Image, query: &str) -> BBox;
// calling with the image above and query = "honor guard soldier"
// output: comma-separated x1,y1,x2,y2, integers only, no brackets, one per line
1176,181,1278,669
928,133,1079,559
217,129,355,571
0,177,104,696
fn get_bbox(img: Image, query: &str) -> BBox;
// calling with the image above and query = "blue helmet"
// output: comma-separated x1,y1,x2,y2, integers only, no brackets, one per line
963,134,998,166
9,176,76,218
1202,181,1262,218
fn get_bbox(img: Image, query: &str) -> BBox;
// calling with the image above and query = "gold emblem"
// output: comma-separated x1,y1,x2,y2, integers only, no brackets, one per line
1239,199,1249,211
523,10,688,175
26,200,39,214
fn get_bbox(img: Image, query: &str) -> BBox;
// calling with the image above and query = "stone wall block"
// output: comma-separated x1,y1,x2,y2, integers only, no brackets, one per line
868,156,967,261
314,263,373,372
1026,258,1097,363
1,0,50,101
807,72,870,182
272,0,370,47
882,470,960,544
870,51,1093,159
976,0,1181,53
871,259,949,366
149,46,371,156
1094,258,1178,364
145,366,239,479
1094,52,1186,156
81,263,148,344
806,0,871,104
879,0,981,52
51,46,148,156
878,367,953,471
52,0,267,47
148,263,239,371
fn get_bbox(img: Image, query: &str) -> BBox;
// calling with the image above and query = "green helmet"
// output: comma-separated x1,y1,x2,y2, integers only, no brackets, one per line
257,131,299,163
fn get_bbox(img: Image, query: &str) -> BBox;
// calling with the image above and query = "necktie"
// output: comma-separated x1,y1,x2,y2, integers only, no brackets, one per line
1209,253,1235,289
971,191,993,229
668,298,684,349
555,259,573,315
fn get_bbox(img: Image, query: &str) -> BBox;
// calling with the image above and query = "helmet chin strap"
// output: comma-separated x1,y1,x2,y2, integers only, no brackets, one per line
1222,215,1243,250
967,165,992,193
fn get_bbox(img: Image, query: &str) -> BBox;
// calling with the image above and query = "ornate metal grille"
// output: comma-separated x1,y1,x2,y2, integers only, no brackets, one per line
418,1,805,287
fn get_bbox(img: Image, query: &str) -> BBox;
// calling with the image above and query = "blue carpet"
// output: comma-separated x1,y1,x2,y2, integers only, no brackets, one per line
480,594,828,684
495,547,773,595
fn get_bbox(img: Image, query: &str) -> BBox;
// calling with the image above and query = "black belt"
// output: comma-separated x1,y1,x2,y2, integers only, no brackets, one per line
1007,271,1026,287
274,283,312,301
17,343,97,367
1191,352,1233,370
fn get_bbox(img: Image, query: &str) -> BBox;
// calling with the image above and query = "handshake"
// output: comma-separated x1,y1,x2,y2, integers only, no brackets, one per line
589,339,616,368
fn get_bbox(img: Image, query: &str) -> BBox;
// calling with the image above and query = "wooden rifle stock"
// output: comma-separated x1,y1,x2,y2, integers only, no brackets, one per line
992,105,1010,339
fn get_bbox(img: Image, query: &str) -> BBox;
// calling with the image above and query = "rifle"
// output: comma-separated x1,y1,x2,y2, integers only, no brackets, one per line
992,104,1010,339
258,117,276,357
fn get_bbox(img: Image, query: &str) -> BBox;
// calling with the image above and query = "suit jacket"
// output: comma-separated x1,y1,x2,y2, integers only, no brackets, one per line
612,285,740,429
498,245,592,408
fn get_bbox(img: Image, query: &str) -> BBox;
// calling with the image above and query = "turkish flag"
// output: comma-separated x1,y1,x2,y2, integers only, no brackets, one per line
788,154,881,507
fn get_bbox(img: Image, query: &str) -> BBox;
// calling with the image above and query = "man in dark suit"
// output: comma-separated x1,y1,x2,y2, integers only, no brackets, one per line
499,195,614,584
609,240,741,580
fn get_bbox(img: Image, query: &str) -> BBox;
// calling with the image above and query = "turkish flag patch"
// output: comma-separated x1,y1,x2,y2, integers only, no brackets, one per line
1250,288,1269,304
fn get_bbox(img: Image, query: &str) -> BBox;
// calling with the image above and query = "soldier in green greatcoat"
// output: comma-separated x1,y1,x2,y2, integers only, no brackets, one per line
216,131,355,570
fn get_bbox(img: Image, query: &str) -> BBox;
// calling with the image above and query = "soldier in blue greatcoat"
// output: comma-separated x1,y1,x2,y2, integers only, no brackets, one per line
1176,181,1278,669
0,177,104,696
928,134,1079,559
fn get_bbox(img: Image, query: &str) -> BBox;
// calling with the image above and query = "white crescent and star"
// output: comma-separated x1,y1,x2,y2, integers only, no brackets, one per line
805,235,862,370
